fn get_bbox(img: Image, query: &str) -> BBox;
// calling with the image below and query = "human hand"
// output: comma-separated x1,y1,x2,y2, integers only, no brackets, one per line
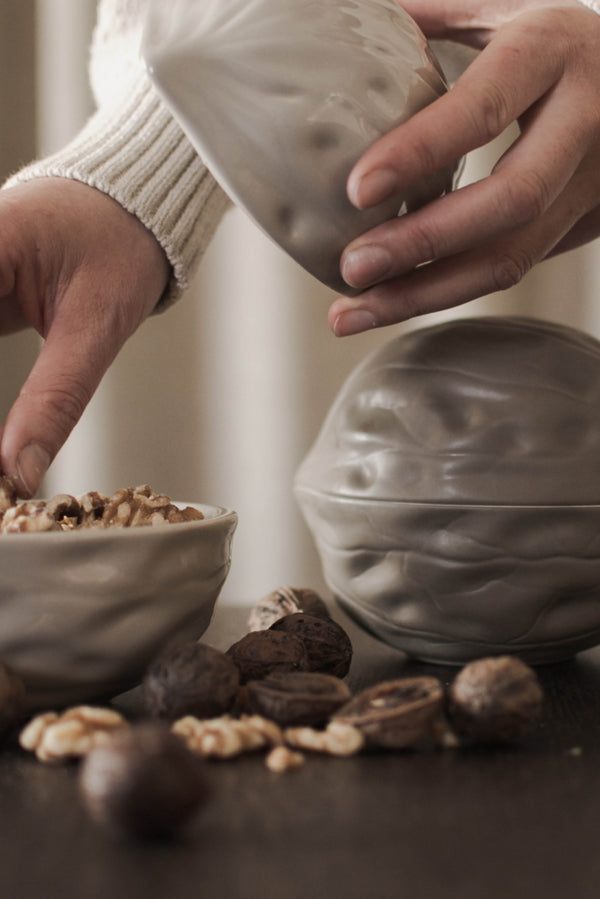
0,178,169,496
329,0,600,336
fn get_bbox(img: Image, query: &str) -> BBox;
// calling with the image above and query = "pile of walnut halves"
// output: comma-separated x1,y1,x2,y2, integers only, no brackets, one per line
0,477,203,533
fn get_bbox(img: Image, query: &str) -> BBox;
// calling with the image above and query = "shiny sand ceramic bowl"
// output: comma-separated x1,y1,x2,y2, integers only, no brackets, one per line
142,0,457,294
0,503,237,709
295,317,600,665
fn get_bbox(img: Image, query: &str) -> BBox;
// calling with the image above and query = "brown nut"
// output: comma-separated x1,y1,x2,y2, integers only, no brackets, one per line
44,494,81,524
79,722,209,840
247,671,352,727
0,662,26,738
333,677,445,749
1,502,61,533
447,656,543,744
270,613,352,678
0,476,17,515
78,491,109,526
248,586,331,631
143,641,240,720
164,505,204,524
226,630,307,684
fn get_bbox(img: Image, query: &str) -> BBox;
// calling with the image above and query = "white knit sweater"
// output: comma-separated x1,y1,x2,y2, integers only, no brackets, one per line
4,0,599,308
5,0,230,309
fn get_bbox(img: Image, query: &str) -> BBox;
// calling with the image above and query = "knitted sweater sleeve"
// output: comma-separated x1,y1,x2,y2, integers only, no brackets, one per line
3,0,230,310
578,0,600,14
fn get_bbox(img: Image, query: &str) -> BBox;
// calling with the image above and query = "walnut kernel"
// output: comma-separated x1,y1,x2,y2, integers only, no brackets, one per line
265,745,305,773
284,721,364,756
172,714,283,758
19,705,128,763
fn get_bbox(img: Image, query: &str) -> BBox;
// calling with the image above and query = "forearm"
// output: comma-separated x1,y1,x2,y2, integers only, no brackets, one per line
4,72,229,310
4,0,230,310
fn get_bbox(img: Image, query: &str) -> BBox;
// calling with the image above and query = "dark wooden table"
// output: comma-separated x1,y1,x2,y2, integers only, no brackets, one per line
1,603,599,899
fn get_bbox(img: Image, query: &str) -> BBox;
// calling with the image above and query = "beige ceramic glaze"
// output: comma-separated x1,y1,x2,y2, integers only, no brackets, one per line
295,317,600,664
142,0,457,294
0,503,237,709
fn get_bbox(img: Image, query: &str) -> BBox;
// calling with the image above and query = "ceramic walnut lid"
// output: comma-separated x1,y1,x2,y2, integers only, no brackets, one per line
296,316,600,506
142,0,458,293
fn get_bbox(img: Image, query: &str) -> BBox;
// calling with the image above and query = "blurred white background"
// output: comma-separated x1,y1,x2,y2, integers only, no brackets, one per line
1,1,599,604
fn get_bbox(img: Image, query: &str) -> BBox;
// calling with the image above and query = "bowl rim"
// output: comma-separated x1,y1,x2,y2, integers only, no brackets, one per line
294,485,600,510
0,501,237,543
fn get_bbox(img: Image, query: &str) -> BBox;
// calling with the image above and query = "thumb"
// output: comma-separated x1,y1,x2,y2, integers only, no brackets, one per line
0,308,120,497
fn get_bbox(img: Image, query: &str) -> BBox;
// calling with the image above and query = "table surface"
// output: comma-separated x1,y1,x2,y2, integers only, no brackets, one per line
1,602,599,899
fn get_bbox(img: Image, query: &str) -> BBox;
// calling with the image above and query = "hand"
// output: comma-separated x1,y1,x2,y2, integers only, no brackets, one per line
0,178,169,496
329,0,600,336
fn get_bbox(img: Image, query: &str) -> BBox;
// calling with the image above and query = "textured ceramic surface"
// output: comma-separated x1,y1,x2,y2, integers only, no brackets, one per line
0,504,237,709
142,0,457,294
295,317,600,664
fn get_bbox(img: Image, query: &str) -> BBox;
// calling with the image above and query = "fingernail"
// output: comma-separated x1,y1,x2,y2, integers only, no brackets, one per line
333,309,378,337
16,443,51,496
342,244,392,289
349,167,399,209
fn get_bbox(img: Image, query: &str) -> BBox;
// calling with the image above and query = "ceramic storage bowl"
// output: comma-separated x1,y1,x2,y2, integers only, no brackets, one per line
143,0,458,294
295,317,600,665
0,503,237,709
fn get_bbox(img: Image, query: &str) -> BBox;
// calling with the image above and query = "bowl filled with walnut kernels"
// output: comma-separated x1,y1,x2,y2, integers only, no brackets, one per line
0,478,237,710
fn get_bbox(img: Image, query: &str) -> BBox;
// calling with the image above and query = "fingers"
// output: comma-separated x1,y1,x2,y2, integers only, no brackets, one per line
330,165,591,337
335,6,600,334
347,15,564,211
0,297,116,496
341,82,591,292
0,179,170,497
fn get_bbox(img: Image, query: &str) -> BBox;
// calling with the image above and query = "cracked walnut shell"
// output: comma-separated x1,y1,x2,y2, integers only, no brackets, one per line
333,676,445,749
247,671,351,728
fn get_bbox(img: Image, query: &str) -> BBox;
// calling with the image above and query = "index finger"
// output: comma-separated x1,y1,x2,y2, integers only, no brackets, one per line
347,13,565,209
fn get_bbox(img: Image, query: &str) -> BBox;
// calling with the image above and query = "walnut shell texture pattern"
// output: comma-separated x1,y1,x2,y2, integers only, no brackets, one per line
295,317,600,664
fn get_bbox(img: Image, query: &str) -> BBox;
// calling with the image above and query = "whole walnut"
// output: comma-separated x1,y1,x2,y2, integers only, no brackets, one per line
447,656,543,744
143,641,240,720
270,613,352,678
226,630,307,683
79,722,208,839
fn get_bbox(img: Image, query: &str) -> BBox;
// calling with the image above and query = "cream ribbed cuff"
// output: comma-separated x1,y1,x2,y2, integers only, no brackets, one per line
3,73,230,310
577,0,600,14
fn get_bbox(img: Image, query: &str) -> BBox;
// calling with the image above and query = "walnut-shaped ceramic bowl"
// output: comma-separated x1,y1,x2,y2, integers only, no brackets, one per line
142,0,458,294
0,502,237,709
295,317,600,665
